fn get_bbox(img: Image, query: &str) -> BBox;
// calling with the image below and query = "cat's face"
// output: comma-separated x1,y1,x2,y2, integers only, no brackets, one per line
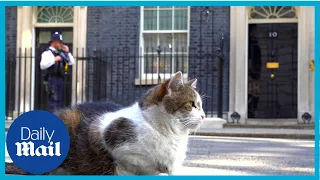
139,72,205,130
162,72,205,130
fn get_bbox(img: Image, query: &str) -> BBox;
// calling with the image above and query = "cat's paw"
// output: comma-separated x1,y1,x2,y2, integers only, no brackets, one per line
158,173,169,176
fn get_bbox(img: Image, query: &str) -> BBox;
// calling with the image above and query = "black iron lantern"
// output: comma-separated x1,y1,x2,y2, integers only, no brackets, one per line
230,112,241,124
301,112,312,124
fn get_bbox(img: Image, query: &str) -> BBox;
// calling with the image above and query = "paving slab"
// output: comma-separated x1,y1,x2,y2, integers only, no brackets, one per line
191,128,314,139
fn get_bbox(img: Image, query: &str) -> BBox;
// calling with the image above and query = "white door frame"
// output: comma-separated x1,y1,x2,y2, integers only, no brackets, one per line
228,6,314,124
14,6,87,117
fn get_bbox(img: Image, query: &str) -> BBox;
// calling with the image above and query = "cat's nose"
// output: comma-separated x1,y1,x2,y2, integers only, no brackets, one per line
201,115,205,120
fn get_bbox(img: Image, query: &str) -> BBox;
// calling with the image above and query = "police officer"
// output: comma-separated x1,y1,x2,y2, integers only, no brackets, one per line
40,32,75,112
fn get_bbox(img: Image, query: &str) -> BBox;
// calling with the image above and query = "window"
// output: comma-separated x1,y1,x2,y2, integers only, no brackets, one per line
141,6,189,79
249,6,297,20
37,6,74,23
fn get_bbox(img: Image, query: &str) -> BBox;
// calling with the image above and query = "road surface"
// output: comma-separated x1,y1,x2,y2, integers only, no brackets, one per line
6,136,314,176
177,136,314,175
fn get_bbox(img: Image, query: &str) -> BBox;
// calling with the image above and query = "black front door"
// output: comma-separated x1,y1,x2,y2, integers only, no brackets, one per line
248,23,298,119
34,27,73,110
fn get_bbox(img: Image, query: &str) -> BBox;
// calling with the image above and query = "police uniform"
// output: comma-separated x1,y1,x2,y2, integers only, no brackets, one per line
40,32,75,112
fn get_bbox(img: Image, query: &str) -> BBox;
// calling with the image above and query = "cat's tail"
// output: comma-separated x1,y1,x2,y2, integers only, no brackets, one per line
5,162,31,175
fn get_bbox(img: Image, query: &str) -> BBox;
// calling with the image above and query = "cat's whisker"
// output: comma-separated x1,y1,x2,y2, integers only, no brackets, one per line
200,94,213,100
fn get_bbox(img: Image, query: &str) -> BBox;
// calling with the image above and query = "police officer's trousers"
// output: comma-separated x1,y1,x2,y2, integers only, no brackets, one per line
48,76,64,112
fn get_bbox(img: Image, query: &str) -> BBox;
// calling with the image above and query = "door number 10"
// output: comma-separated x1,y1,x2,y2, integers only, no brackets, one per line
269,32,278,38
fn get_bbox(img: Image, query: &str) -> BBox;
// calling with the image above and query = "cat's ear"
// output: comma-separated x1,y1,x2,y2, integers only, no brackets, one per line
186,78,197,89
168,71,183,91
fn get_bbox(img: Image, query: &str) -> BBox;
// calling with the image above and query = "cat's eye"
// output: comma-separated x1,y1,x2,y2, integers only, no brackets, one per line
184,101,198,111
184,102,192,111
191,101,198,109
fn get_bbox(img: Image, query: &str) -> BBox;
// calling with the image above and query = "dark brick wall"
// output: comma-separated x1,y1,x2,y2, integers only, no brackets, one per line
189,6,230,113
6,6,17,52
85,6,230,114
86,6,141,105
87,6,140,51
5,6,17,116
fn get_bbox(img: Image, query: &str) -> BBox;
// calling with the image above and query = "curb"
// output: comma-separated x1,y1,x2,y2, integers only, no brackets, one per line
223,124,314,130
7,127,313,140
193,132,314,139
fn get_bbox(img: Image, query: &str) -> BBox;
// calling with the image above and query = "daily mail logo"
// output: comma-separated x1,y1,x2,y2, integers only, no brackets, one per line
15,127,61,157
6,110,70,174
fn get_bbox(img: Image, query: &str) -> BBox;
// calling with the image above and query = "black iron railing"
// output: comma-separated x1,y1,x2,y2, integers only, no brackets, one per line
6,46,225,120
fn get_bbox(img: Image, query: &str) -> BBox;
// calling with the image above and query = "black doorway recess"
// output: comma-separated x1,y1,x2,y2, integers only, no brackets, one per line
247,23,297,119
34,27,73,110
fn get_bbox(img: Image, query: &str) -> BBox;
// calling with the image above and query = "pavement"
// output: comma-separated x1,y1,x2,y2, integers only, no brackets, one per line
193,127,314,139
177,136,314,175
5,136,314,176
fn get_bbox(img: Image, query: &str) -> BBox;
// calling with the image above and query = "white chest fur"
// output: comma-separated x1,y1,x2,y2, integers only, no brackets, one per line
99,103,189,175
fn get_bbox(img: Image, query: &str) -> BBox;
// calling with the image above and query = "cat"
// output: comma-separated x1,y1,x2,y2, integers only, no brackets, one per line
5,71,205,175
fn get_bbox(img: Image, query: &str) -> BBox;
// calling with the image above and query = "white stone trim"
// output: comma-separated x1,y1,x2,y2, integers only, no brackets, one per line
72,6,88,105
33,23,74,27
228,6,248,124
248,19,298,24
308,7,315,121
15,6,33,117
228,6,314,124
297,6,314,123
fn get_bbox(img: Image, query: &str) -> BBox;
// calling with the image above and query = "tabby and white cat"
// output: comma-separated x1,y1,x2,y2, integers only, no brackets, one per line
6,71,205,175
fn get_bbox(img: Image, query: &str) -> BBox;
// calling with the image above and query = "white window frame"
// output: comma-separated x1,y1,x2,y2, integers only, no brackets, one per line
34,6,74,27
139,6,190,82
